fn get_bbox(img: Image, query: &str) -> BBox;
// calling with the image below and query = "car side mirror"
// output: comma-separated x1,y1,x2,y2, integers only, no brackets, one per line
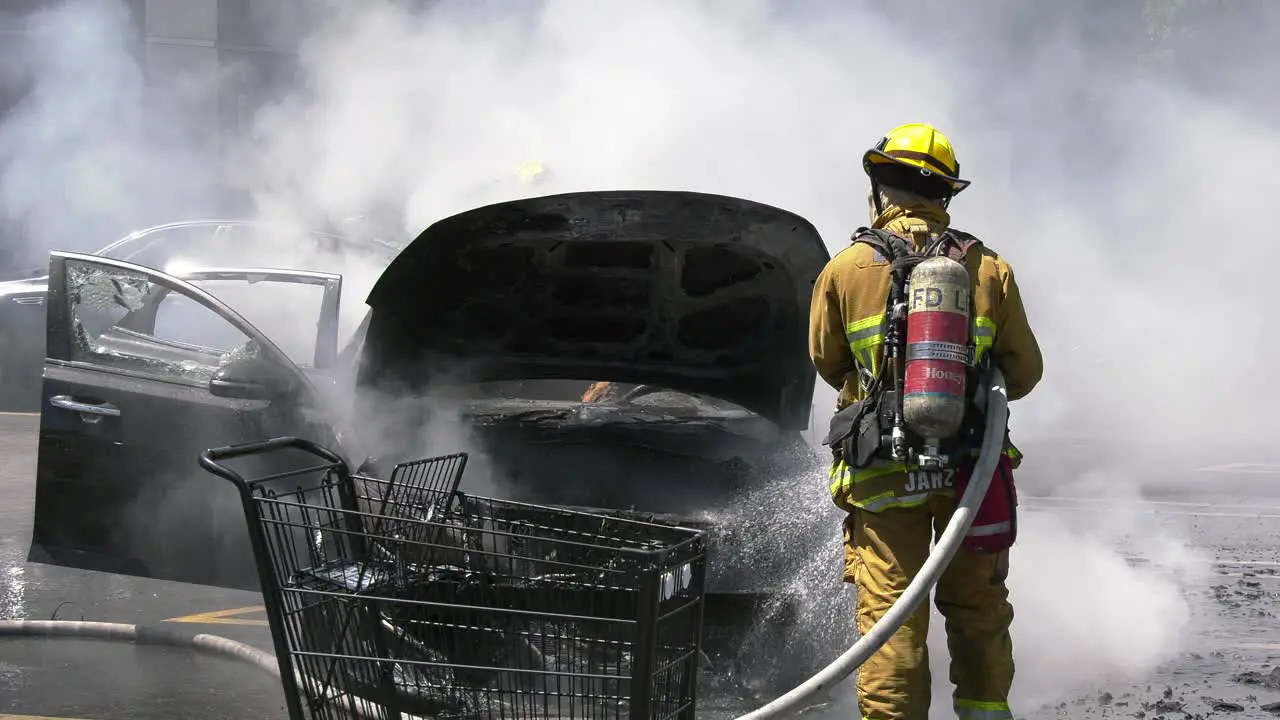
208,356,297,401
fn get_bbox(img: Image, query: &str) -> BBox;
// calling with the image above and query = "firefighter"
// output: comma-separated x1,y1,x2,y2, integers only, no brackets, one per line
808,123,1043,720
515,160,555,186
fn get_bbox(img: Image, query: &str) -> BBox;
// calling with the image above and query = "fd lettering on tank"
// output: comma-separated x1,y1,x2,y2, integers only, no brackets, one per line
902,256,971,443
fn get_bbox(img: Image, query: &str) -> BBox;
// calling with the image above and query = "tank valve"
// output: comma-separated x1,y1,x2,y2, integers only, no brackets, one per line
917,441,948,469
890,425,906,460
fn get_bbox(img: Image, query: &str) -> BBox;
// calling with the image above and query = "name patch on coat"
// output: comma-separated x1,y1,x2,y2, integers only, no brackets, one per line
904,469,956,493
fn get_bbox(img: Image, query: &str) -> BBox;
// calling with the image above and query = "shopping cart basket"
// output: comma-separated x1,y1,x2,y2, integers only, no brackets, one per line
199,436,708,720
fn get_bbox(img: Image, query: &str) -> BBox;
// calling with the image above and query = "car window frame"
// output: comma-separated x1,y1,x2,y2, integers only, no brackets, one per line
163,267,343,370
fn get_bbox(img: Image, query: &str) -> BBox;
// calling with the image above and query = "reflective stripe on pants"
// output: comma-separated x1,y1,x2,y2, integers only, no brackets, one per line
955,698,1014,719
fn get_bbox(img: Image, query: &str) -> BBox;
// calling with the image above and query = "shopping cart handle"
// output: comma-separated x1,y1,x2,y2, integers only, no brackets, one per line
199,437,346,491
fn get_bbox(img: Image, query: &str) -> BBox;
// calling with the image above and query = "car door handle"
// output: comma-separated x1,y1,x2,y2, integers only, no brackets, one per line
49,395,122,419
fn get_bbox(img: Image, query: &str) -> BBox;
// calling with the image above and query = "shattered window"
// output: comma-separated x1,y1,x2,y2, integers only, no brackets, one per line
67,260,258,385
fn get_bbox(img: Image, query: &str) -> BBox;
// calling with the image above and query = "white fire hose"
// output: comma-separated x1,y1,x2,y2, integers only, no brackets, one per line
734,367,1010,720
0,619,402,719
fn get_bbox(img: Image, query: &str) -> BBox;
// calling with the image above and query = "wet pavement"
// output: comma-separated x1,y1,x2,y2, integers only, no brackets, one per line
0,413,287,720
1,411,1279,719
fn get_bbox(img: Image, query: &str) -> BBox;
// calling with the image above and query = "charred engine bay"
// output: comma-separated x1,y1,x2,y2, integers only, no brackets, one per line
462,397,794,508
455,393,826,598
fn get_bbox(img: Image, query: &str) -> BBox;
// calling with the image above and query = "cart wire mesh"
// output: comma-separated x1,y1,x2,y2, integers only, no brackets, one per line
200,437,707,720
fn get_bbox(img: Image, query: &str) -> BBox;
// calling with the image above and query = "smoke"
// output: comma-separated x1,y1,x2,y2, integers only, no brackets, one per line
3,0,1267,714
0,0,219,263
939,477,1215,713
343,361,516,500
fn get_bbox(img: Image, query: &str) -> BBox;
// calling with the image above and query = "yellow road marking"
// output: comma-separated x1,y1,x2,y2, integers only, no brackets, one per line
1027,496,1280,512
1025,505,1280,520
1123,559,1280,569
1194,462,1280,474
164,604,268,627
0,715,92,719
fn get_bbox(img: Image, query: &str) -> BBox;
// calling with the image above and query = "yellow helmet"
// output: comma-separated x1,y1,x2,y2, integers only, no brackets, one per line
515,161,554,185
862,123,970,195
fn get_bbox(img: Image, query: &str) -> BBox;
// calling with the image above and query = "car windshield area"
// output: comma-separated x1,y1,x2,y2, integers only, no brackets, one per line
99,221,399,276
100,222,398,347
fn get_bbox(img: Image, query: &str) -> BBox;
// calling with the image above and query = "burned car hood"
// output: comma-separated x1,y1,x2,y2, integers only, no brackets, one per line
358,190,831,430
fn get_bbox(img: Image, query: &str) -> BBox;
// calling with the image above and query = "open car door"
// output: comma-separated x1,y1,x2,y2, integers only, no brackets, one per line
27,252,346,591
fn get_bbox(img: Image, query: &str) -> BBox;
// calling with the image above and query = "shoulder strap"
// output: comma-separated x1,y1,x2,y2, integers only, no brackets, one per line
850,226,912,263
933,228,984,262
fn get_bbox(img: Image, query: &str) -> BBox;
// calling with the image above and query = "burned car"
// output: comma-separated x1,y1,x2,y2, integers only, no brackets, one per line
0,219,402,410
26,190,833,690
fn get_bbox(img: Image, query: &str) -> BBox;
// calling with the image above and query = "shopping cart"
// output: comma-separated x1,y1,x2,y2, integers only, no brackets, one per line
199,437,708,720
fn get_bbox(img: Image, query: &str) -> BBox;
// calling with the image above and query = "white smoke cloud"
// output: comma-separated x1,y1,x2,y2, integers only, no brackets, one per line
2,0,1260,715
0,0,219,261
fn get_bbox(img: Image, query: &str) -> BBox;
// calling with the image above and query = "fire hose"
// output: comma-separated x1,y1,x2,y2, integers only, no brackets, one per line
0,368,1007,720
0,619,393,719
0,619,279,673
734,366,1010,720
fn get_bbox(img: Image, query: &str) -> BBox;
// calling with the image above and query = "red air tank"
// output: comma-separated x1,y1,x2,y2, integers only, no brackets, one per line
902,256,972,444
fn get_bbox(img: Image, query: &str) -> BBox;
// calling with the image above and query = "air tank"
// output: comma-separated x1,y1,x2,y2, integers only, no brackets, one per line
902,256,972,442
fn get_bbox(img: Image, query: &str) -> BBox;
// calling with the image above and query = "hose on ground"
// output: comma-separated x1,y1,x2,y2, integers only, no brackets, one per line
0,620,390,719
734,367,1011,720
0,620,281,675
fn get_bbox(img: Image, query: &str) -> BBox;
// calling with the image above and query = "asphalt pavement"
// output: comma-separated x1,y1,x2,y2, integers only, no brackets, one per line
0,413,286,720
0,411,1278,719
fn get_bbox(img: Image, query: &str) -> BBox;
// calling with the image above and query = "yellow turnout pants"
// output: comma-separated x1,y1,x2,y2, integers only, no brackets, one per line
843,493,1015,720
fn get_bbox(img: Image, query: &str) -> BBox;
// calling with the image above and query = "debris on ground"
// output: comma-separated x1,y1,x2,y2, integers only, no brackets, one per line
1145,696,1183,713
1199,696,1245,712
1232,666,1280,691
1211,579,1278,617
